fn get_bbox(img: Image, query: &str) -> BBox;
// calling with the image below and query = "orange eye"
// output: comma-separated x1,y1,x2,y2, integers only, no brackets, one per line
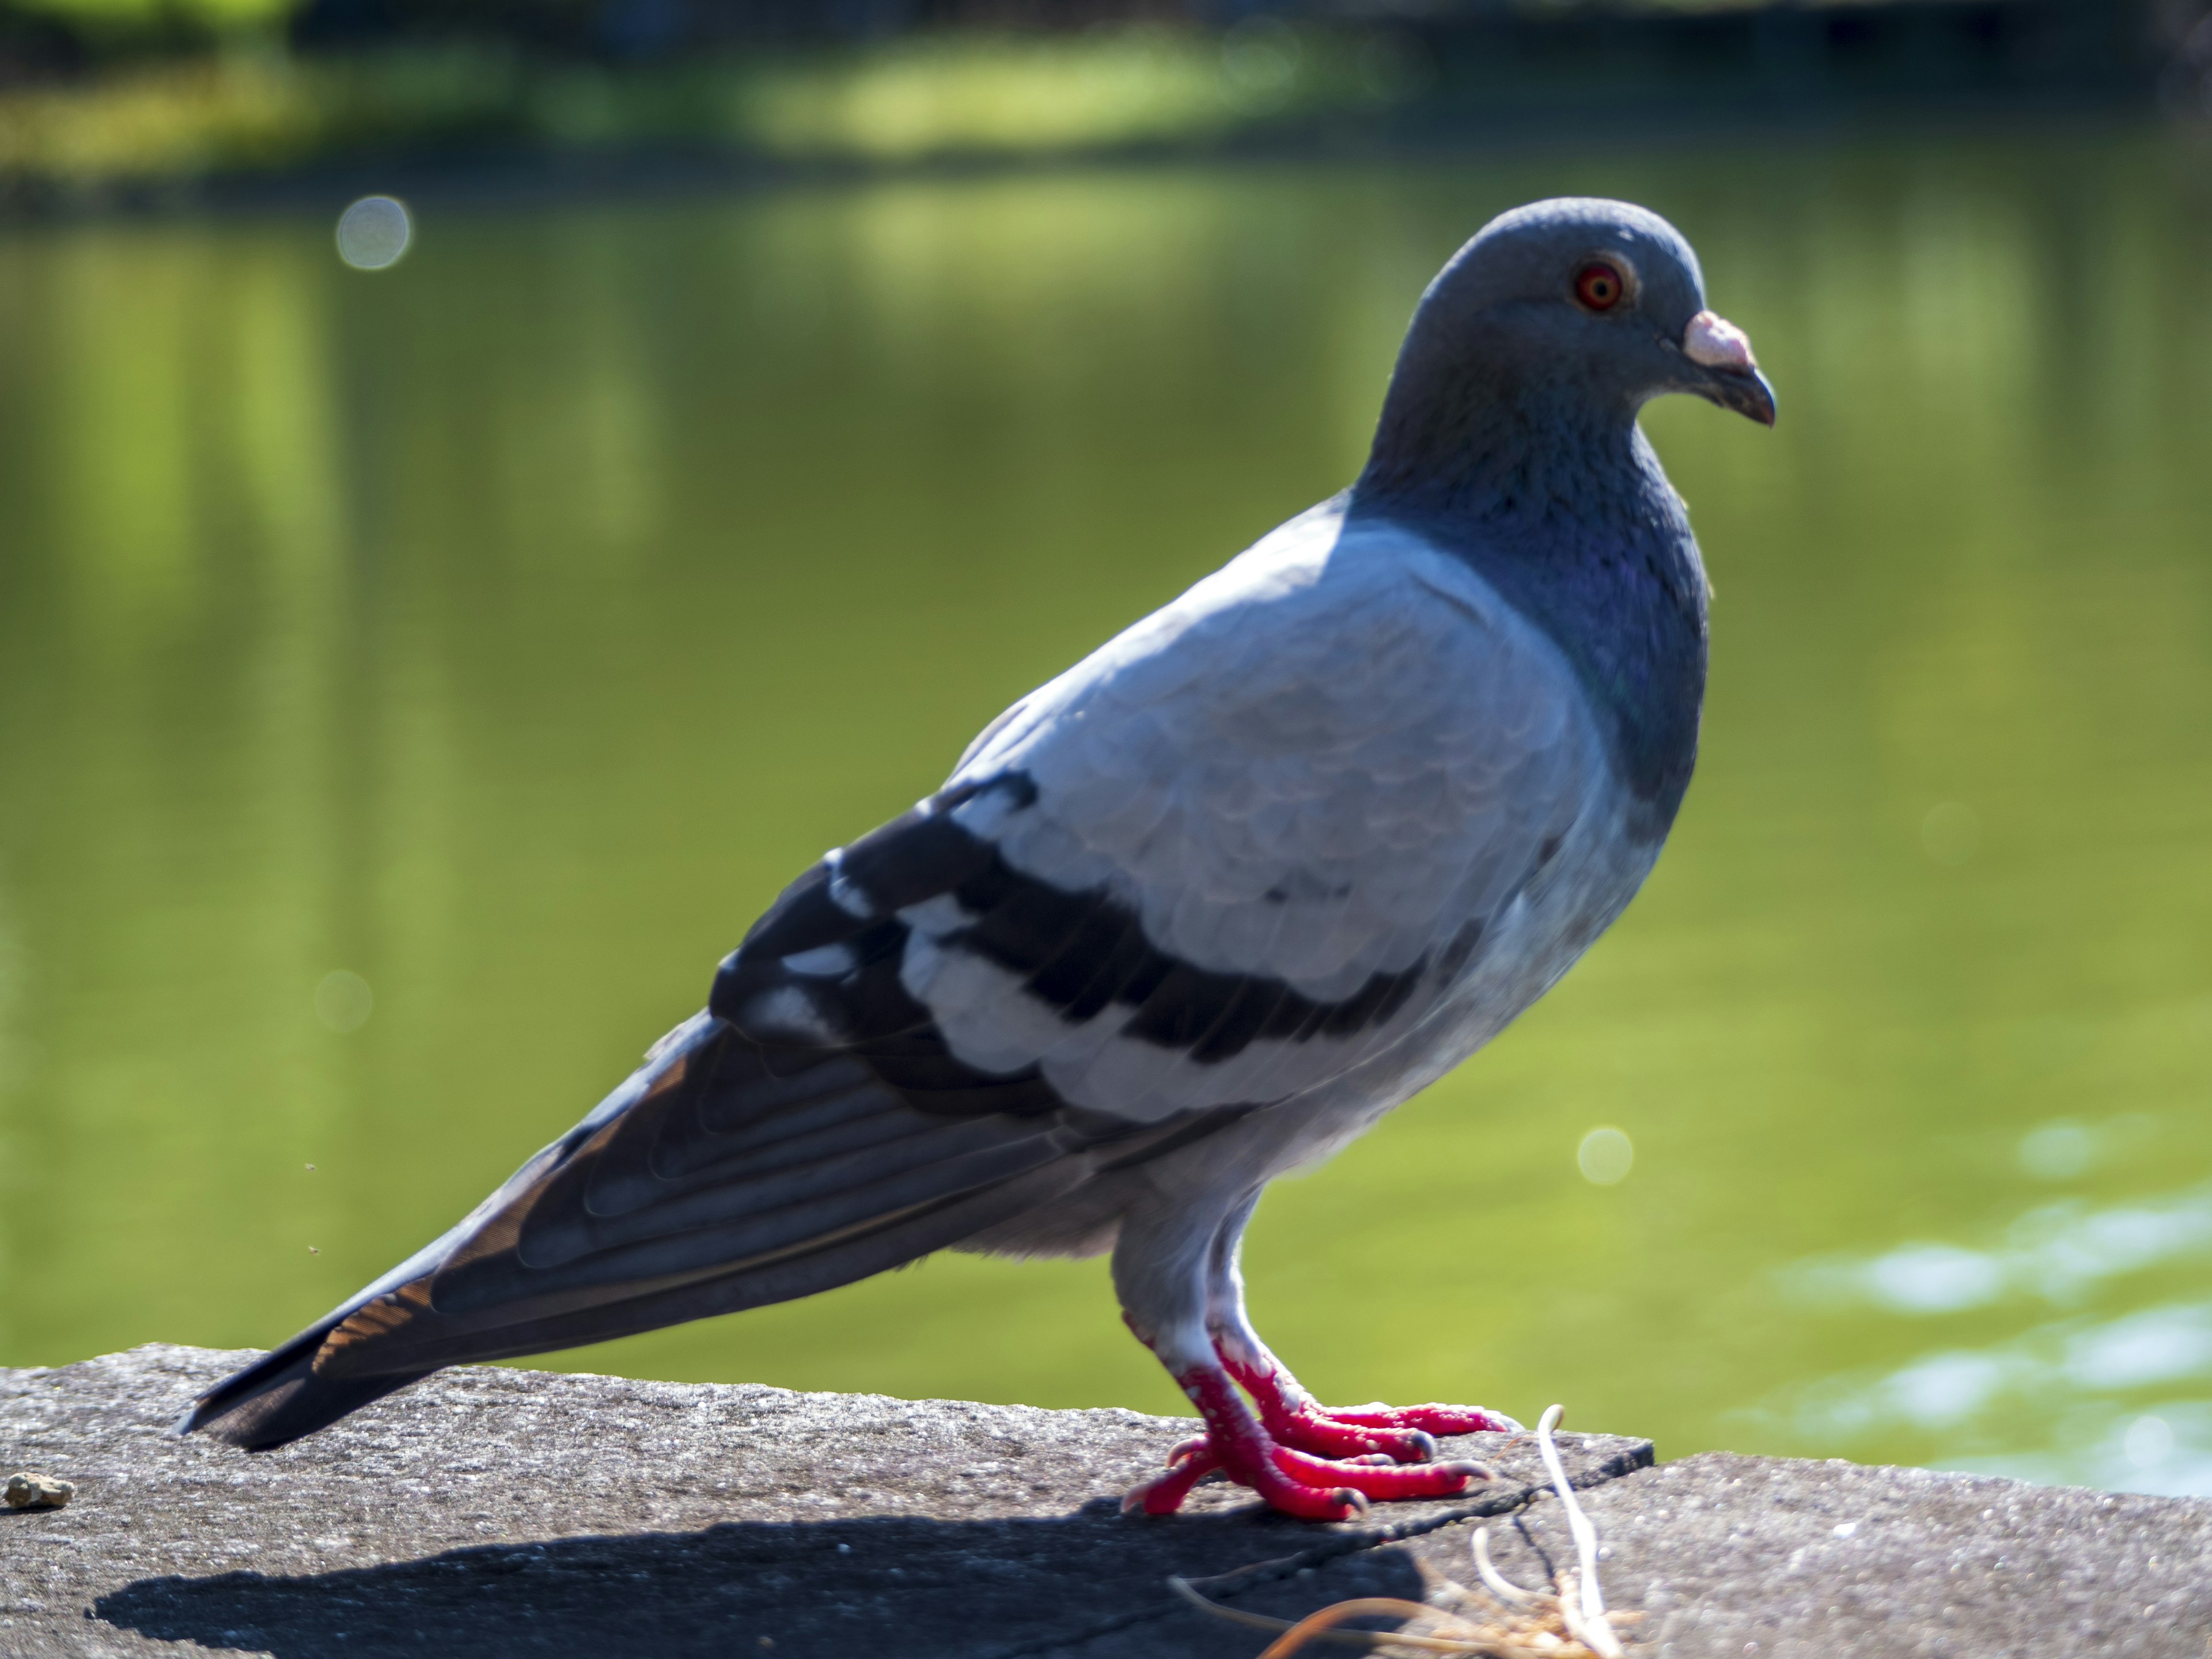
1574,262,1625,312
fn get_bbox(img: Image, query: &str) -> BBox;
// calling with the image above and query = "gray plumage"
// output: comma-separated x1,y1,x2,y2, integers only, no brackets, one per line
181,196,1773,1460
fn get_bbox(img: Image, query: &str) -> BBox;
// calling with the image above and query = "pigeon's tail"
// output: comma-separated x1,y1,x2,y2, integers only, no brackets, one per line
176,993,1152,1450
176,1321,435,1450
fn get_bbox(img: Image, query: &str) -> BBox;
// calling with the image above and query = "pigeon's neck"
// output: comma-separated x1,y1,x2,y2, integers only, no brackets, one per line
1349,390,1709,832
1356,362,1649,517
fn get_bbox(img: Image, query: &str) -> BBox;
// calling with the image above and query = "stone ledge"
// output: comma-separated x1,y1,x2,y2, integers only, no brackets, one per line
1,1344,2206,1657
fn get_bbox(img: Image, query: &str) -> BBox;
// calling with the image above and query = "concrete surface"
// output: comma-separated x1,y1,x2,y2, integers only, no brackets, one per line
2,1344,2207,1657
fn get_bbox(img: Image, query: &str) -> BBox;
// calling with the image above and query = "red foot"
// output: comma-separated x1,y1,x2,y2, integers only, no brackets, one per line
1226,1350,1522,1457
1220,1351,1518,1462
1122,1365,1493,1522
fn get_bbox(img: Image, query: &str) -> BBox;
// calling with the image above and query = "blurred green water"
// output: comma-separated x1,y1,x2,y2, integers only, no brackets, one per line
3,126,2212,1495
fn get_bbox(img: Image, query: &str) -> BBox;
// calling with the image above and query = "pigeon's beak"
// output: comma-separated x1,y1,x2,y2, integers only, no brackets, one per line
1681,310,1777,427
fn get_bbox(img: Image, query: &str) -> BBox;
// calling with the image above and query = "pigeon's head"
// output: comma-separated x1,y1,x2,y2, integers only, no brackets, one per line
1365,198,1774,502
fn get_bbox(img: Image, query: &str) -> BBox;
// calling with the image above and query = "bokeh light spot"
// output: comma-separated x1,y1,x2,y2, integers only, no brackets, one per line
2125,1414,2175,1468
1220,17,1300,113
1921,801,1980,866
315,970,374,1033
1578,1126,1634,1186
336,196,412,270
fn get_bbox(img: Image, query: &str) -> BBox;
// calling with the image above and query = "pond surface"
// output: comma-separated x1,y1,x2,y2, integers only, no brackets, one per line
3,123,2211,1495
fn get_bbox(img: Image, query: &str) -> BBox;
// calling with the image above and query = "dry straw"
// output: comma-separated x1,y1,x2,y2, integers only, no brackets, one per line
1170,1404,1637,1658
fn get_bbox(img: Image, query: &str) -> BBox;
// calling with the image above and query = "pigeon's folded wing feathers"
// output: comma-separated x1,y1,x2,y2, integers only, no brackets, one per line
925,510,1607,1120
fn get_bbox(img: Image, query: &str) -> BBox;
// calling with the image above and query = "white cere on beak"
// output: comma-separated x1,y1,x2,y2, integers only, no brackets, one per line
1683,310,1758,371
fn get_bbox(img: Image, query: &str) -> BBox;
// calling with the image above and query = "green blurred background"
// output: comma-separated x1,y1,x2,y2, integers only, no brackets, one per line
2,0,2212,1503
0,0,2188,203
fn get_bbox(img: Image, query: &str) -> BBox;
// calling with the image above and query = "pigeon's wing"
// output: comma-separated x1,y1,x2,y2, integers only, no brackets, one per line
182,508,1611,1449
916,507,1616,1119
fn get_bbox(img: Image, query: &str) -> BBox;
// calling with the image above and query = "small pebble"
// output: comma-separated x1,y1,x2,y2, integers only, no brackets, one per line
5,1472,75,1511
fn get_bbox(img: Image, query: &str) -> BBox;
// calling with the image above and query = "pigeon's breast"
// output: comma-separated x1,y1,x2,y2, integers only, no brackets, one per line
1143,755,1659,1189
1360,461,1710,839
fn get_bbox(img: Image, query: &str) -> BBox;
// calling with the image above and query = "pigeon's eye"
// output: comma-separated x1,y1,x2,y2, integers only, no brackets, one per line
1574,262,1626,312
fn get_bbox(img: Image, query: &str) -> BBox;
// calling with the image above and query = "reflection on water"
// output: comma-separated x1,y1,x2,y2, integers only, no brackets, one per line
1783,1157,2211,1317
1764,1150,2212,1491
1766,1298,2212,1496
2,125,2211,1491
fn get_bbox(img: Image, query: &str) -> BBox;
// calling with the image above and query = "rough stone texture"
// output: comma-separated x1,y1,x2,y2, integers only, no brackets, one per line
1,1345,2207,1657
0,1346,1641,1658
1432,1450,2212,1659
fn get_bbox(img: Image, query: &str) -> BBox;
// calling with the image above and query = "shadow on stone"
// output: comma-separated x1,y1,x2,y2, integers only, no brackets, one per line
93,1501,1429,1659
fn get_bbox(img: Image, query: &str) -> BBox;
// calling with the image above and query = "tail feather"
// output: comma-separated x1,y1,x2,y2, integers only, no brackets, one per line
176,1321,435,1451
173,977,1225,1449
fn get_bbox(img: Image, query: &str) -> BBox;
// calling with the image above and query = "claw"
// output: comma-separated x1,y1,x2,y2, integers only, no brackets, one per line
1165,1433,1210,1467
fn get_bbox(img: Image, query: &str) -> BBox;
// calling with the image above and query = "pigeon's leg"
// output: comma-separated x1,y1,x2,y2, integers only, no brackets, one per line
1114,1191,1489,1521
1203,1211,1520,1459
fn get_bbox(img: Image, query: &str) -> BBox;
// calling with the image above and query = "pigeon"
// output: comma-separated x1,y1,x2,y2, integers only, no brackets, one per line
181,197,1773,1521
